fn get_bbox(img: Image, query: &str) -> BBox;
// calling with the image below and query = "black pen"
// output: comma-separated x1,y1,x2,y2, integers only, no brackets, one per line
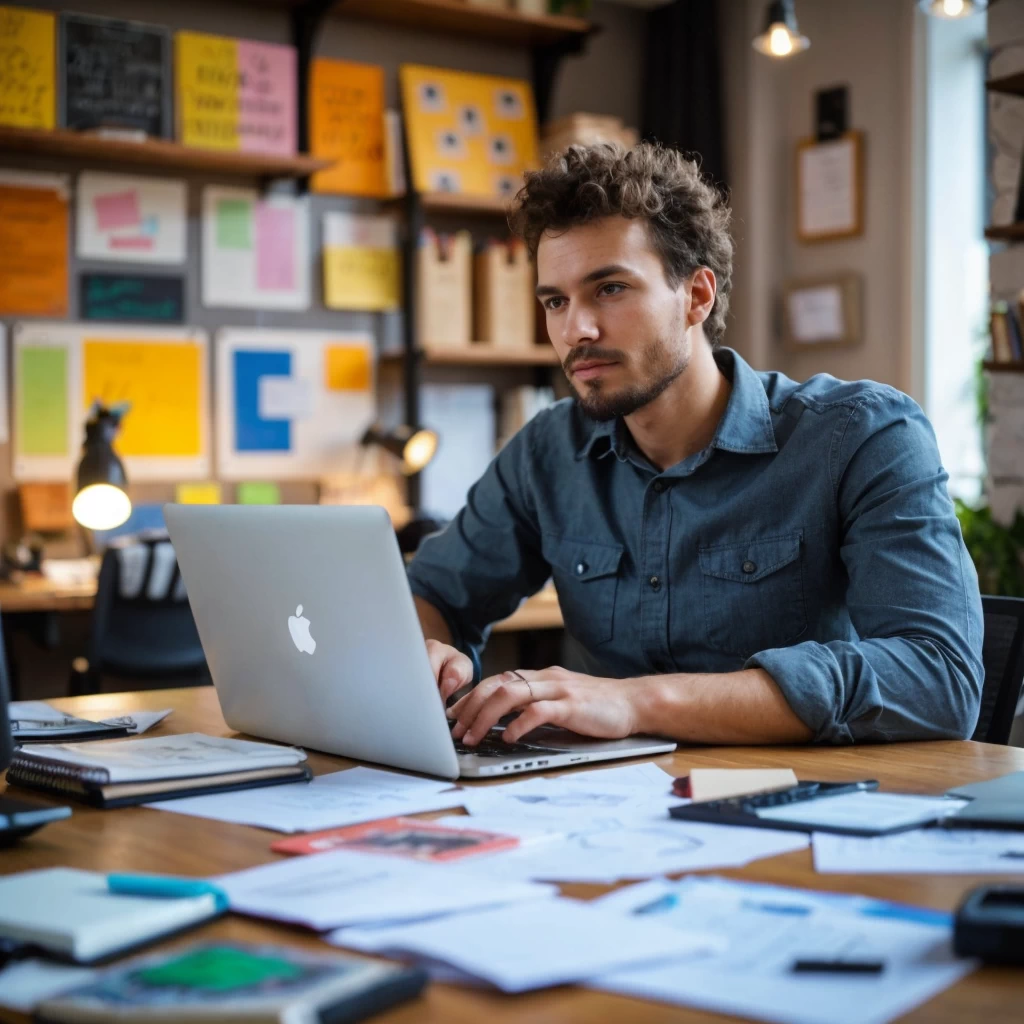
791,959,886,974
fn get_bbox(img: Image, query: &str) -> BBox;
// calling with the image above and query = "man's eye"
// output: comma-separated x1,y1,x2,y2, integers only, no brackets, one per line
544,297,566,311
599,283,625,296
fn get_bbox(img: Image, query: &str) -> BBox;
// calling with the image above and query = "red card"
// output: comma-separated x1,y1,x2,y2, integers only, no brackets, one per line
271,816,519,863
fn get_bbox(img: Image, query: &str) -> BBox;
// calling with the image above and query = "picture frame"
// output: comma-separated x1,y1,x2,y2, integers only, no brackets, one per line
781,273,862,351
796,131,864,243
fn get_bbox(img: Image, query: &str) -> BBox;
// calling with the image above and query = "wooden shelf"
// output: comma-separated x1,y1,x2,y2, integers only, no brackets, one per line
383,344,559,367
983,361,1024,374
987,71,1024,98
315,0,591,47
985,223,1024,242
0,125,332,179
421,191,513,216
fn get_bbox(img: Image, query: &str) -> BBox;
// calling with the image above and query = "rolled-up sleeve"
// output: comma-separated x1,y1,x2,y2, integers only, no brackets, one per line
407,418,552,660
746,391,984,744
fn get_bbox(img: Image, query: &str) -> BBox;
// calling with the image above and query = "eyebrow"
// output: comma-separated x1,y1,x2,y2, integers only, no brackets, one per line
535,264,634,298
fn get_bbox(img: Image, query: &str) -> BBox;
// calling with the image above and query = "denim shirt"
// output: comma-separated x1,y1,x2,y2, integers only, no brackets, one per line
408,347,984,744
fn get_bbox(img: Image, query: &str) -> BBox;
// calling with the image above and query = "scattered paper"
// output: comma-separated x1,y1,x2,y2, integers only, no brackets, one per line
332,896,723,993
8,701,171,741
40,558,99,587
592,876,975,1024
754,792,967,833
218,849,555,930
149,766,464,833
814,827,1024,874
0,960,95,1013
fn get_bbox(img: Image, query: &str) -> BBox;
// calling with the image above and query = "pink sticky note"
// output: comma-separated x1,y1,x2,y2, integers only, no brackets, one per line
94,191,141,231
255,204,296,292
237,40,297,156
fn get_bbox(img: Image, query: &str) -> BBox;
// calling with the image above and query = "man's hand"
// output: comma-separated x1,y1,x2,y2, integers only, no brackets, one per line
427,639,475,703
448,666,645,745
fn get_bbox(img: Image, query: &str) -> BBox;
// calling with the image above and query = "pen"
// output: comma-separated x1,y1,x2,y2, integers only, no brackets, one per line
791,959,886,974
107,872,229,912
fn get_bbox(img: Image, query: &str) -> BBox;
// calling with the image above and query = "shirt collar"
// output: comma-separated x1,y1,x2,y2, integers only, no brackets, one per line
575,346,778,462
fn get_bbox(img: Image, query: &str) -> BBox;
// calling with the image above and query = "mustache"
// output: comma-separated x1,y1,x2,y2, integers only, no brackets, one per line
563,346,627,372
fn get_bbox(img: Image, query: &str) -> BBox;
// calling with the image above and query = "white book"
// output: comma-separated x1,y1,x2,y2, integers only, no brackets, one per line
0,869,220,963
11,733,306,784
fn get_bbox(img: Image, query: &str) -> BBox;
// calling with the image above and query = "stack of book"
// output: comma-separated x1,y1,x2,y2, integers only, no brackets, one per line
990,290,1024,364
5,732,310,808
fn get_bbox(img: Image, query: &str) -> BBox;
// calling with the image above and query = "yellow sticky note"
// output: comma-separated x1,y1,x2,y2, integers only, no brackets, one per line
83,339,202,458
324,246,400,311
176,482,221,505
176,31,238,151
325,344,371,392
0,7,56,129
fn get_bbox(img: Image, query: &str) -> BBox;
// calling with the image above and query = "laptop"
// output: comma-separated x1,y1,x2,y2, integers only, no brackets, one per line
164,505,675,779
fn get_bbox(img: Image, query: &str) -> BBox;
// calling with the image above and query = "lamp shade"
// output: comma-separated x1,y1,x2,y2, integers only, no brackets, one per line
752,0,810,58
361,425,439,475
73,404,131,531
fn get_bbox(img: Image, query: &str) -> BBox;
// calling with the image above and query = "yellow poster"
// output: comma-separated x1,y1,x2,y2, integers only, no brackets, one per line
322,211,400,312
399,64,538,198
176,482,221,505
0,6,55,129
176,30,239,151
310,58,387,197
83,339,202,458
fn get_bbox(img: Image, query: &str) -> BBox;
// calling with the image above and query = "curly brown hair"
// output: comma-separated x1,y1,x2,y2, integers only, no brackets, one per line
509,142,733,347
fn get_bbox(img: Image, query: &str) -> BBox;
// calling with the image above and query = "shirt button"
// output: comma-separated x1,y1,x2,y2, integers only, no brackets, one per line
742,560,757,574
653,481,665,493
575,562,587,576
649,575,661,591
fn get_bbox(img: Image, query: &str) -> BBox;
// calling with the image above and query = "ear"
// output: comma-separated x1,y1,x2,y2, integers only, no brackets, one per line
686,267,717,329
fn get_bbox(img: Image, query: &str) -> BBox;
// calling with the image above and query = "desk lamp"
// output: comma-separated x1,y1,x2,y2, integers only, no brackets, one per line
918,0,986,17
72,401,132,531
361,424,439,475
752,1,809,58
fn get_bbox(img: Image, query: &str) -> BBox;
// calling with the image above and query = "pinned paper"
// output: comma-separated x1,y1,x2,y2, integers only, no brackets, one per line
237,481,281,505
77,173,186,265
176,482,221,505
176,31,296,155
202,187,309,310
325,345,372,392
310,58,387,197
323,212,399,312
0,172,68,317
258,376,312,420
17,346,68,456
0,6,56,129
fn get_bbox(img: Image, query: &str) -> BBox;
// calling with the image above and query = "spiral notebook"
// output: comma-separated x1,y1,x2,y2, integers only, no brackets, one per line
4,733,311,808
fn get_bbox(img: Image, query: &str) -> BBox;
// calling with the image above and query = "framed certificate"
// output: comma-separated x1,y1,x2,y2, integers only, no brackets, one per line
782,273,862,351
796,132,864,243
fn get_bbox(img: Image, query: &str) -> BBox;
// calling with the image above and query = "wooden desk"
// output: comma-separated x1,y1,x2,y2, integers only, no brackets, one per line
4,687,1023,1023
0,576,563,630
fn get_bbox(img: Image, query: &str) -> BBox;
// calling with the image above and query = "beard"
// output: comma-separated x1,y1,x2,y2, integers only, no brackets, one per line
565,337,690,422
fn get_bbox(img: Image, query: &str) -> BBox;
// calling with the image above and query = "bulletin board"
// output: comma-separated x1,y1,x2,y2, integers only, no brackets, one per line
215,328,376,481
399,64,538,198
13,322,210,482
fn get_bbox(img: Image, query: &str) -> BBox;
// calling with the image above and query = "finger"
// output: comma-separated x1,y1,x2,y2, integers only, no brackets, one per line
502,700,567,743
449,670,528,738
425,640,448,682
459,677,554,746
439,652,473,703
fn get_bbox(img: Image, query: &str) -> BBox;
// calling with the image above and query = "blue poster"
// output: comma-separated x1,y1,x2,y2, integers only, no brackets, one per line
234,350,291,452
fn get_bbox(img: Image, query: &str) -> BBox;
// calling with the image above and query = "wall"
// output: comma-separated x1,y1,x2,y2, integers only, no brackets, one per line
723,0,921,394
0,0,646,543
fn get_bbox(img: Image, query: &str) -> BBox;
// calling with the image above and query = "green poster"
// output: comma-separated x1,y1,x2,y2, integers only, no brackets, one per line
19,346,68,455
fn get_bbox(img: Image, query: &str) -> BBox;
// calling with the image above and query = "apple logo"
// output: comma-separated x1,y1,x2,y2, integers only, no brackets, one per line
288,604,316,655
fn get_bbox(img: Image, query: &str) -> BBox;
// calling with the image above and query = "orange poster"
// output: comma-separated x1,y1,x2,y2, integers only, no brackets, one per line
0,173,68,317
310,58,387,197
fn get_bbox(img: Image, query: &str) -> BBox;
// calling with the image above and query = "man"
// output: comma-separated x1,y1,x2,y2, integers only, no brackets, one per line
408,142,983,748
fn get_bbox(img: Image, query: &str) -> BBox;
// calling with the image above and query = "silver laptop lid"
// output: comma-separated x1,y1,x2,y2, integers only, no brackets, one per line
164,504,460,779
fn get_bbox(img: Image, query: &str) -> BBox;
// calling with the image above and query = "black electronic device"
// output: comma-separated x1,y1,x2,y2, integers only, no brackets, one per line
954,885,1024,965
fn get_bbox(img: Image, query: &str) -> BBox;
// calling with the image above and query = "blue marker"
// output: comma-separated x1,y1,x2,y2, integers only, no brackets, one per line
107,873,229,913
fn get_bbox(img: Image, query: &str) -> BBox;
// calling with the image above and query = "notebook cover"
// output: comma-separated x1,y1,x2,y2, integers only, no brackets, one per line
6,763,312,808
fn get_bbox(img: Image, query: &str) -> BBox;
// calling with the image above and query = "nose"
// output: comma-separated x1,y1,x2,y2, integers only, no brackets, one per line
561,302,600,347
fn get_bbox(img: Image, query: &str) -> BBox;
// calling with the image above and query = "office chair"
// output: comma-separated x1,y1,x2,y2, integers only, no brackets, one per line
971,595,1024,745
69,535,208,696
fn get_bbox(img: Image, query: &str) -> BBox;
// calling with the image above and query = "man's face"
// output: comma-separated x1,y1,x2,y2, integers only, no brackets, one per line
536,216,693,421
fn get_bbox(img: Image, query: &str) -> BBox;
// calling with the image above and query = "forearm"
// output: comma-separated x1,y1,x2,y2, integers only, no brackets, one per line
633,668,813,745
414,596,453,646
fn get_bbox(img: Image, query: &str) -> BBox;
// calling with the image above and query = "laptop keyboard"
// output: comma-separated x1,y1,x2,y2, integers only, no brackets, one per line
448,720,564,759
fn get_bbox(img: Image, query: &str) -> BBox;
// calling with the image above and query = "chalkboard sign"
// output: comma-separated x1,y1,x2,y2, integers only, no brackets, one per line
60,13,171,137
80,272,184,324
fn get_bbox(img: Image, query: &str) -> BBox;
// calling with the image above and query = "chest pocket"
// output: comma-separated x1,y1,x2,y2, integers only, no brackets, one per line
699,531,806,657
543,533,623,647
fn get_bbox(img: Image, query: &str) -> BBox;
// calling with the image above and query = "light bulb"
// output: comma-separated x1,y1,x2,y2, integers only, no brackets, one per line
942,0,966,15
769,25,794,56
72,484,131,530
402,429,439,474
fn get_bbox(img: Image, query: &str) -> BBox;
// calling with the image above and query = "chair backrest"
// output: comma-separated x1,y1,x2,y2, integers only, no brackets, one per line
89,535,206,679
972,595,1024,745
